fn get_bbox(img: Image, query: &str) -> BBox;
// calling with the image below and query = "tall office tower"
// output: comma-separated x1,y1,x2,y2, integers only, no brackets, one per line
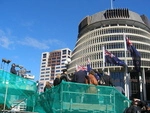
39,48,71,92
68,9,150,100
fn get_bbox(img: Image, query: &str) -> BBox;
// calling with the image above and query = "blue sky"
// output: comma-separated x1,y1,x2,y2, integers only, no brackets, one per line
0,0,150,81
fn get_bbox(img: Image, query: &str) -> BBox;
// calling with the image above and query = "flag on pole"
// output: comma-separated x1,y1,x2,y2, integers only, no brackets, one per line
126,38,141,72
105,49,126,66
86,57,102,80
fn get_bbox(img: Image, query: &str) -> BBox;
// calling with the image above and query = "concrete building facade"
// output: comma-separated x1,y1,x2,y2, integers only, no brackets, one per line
39,48,71,92
68,9,150,100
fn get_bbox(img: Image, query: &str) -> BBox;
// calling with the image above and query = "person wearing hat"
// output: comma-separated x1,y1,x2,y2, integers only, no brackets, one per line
102,72,113,86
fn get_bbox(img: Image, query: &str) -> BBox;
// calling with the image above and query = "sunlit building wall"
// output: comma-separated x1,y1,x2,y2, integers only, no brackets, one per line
39,48,71,92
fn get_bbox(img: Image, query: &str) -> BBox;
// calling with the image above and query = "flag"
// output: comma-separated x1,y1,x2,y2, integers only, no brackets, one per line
86,57,102,80
105,49,126,66
126,38,141,72
76,64,87,71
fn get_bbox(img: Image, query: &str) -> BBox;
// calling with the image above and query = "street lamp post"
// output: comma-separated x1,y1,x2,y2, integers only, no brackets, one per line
64,58,71,69
64,58,72,80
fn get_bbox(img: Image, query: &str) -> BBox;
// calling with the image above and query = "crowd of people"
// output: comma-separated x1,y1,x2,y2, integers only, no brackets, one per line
43,68,150,113
44,68,114,92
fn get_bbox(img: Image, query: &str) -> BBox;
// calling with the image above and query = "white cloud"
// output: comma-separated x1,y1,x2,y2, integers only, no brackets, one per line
17,37,49,50
0,30,13,49
0,29,67,50
46,39,66,47
17,37,67,50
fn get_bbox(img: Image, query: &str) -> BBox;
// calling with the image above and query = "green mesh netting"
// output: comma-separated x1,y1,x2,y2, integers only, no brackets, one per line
0,69,131,113
34,81,131,113
0,69,37,111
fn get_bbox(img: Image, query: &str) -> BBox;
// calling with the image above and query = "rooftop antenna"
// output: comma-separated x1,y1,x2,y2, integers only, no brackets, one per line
110,0,115,9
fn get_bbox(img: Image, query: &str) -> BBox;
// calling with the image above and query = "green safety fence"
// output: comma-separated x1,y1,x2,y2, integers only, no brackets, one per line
0,69,131,113
0,69,37,111
34,81,131,113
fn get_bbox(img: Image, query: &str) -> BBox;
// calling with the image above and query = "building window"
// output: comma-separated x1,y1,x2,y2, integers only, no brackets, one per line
62,56,66,58
46,71,50,73
51,74,54,76
45,78,49,80
68,50,71,55
56,70,60,72
56,67,60,69
46,68,50,70
61,66,66,68
62,59,66,61
42,59,46,61
43,54,46,58
52,58,56,60
57,57,60,59
62,50,67,54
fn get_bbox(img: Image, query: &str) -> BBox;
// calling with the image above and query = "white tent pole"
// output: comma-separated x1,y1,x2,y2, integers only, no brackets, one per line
102,45,105,75
123,33,129,99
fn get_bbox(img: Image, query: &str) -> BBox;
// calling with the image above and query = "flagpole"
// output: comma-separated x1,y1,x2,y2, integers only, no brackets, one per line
123,33,129,99
102,45,105,74
139,75,143,100
110,0,113,9
142,68,147,100
108,68,110,75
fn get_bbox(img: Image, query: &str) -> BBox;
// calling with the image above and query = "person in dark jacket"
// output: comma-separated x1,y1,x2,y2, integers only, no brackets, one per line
102,72,113,86
53,74,61,86
72,69,89,103
72,70,88,83
10,63,17,74
125,98,142,113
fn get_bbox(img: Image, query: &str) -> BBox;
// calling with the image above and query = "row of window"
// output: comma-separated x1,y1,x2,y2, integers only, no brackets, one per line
40,78,50,81
41,68,50,71
72,28,150,61
87,60,150,68
50,52,61,57
79,25,149,41
90,27,147,37
76,26,150,50
73,43,150,62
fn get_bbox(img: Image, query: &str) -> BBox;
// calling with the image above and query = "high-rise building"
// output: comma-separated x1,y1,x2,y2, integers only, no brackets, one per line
39,48,71,92
68,9,150,100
